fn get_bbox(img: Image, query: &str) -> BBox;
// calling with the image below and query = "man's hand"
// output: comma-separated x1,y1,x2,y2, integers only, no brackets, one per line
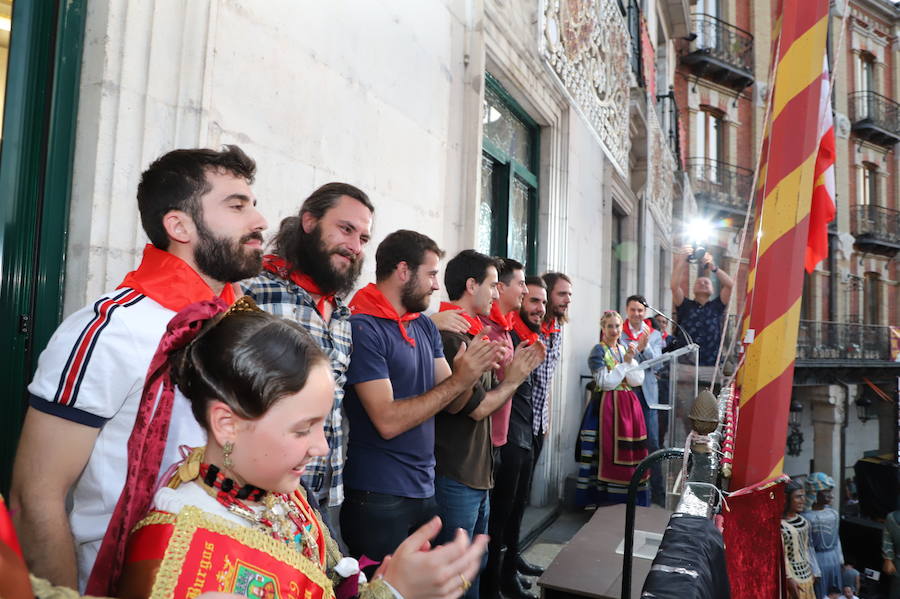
702,252,715,271
885,558,897,576
505,341,547,385
430,309,470,335
636,332,649,352
451,335,501,385
786,578,800,599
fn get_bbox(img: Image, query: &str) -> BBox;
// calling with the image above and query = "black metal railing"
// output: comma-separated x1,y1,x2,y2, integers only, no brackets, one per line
690,14,754,74
797,320,894,362
686,157,754,211
849,91,900,134
851,204,900,246
656,91,682,167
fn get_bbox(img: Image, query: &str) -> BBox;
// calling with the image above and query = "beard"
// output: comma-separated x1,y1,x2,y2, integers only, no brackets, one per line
519,308,542,333
288,225,362,297
400,273,431,314
549,302,569,323
193,219,264,283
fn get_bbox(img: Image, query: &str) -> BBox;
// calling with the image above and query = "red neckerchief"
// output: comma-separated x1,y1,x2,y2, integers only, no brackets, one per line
510,311,539,345
623,318,652,342
541,317,560,336
349,283,420,346
262,254,335,317
118,244,236,311
438,302,484,335
487,301,513,331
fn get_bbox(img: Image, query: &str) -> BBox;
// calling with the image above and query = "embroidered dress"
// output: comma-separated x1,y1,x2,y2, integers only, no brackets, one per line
781,515,820,599
576,342,648,506
803,507,843,599
116,450,394,599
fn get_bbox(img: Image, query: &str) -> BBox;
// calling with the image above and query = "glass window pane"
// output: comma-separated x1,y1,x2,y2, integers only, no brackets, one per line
483,83,532,166
507,176,530,263
478,154,495,255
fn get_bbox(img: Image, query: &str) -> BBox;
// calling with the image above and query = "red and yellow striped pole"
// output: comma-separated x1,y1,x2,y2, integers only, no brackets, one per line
731,0,830,489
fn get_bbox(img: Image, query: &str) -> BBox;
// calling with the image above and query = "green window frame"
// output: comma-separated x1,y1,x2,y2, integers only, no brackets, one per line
479,72,540,272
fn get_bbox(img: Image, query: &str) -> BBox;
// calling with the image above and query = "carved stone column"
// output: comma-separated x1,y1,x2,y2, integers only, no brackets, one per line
808,385,845,480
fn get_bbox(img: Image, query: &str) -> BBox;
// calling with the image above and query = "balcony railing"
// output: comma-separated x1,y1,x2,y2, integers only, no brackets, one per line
681,14,754,90
849,91,900,147
656,91,682,167
797,320,895,362
686,157,753,213
851,204,900,256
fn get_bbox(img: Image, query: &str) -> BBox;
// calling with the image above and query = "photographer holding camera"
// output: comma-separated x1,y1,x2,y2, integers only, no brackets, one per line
670,246,734,369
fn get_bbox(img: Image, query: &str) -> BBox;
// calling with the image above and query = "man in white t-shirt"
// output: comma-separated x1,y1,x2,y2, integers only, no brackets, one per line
9,146,268,590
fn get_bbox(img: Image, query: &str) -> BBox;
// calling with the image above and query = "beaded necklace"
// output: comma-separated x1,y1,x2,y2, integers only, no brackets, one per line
198,463,322,567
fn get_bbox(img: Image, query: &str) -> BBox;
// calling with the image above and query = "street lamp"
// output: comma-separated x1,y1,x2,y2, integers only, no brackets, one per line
786,398,804,456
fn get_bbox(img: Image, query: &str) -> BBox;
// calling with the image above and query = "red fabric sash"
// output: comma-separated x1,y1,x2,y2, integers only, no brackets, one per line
541,317,560,336
438,302,484,335
622,318,651,342
349,283,420,346
118,244,236,311
263,254,335,317
487,301,512,331
0,496,22,559
86,300,230,596
509,311,538,345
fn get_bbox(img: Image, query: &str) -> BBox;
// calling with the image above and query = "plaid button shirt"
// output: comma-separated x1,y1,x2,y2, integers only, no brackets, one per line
532,329,562,435
241,270,352,507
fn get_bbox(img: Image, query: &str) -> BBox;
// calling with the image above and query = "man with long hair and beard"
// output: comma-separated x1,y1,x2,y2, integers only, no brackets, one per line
243,183,374,518
11,146,268,591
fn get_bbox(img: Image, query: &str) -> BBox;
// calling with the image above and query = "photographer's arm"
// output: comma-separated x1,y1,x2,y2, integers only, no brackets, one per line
670,247,690,307
713,263,734,306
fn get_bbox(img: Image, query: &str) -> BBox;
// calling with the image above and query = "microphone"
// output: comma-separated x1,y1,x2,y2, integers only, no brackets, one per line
641,298,695,349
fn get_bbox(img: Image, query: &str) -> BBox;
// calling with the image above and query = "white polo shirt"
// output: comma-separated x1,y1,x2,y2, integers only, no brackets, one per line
28,287,206,590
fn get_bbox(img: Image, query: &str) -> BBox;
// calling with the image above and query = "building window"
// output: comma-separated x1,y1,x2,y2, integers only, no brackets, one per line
856,52,876,119
479,73,539,269
611,207,625,310
858,162,878,206
693,107,725,184
864,272,880,325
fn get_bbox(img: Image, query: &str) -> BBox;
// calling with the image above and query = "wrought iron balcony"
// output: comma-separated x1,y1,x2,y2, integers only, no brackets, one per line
656,91,682,167
797,320,896,363
681,14,754,91
849,91,900,147
686,157,753,214
851,204,900,257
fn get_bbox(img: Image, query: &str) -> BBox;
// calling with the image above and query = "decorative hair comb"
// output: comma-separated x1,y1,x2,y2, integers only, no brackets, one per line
225,295,264,316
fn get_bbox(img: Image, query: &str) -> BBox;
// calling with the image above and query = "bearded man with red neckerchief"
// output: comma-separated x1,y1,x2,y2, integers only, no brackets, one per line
10,146,268,592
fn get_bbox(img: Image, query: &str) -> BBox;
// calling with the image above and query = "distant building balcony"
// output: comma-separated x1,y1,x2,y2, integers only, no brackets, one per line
849,91,900,148
680,14,754,92
797,320,897,365
851,204,900,257
686,157,753,215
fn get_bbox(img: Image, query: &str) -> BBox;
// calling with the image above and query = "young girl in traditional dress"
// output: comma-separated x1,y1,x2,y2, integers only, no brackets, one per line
109,298,485,599
803,473,844,599
782,480,821,599
576,310,649,507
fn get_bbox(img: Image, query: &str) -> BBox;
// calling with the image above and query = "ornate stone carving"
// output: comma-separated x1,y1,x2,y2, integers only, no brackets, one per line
540,0,632,174
646,103,675,237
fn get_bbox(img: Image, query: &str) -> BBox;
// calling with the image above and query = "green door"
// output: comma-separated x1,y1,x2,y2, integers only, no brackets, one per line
0,0,86,494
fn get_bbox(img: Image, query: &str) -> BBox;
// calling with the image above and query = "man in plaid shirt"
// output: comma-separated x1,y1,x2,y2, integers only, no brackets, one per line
242,183,374,516
532,272,572,465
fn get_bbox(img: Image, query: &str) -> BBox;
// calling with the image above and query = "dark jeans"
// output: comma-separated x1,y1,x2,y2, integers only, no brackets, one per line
340,488,438,565
483,443,533,596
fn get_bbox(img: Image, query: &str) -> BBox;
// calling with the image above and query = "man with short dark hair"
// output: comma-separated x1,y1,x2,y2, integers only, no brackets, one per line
435,250,544,599
11,146,267,589
340,230,501,565
243,182,373,512
483,276,550,599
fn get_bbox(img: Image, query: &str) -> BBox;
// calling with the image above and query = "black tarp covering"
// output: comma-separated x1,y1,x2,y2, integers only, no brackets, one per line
640,514,730,599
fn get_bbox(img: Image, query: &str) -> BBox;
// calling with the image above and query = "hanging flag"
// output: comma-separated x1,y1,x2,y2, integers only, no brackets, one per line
732,0,830,488
805,56,837,273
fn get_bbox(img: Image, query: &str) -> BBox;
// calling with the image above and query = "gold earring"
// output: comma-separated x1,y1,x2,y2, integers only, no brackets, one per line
223,441,235,469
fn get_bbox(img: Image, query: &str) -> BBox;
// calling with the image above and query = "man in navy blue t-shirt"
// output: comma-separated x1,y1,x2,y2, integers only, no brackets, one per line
670,247,735,367
340,230,501,565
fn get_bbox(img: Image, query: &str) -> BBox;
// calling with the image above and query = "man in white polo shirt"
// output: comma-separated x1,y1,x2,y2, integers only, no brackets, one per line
9,145,267,591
